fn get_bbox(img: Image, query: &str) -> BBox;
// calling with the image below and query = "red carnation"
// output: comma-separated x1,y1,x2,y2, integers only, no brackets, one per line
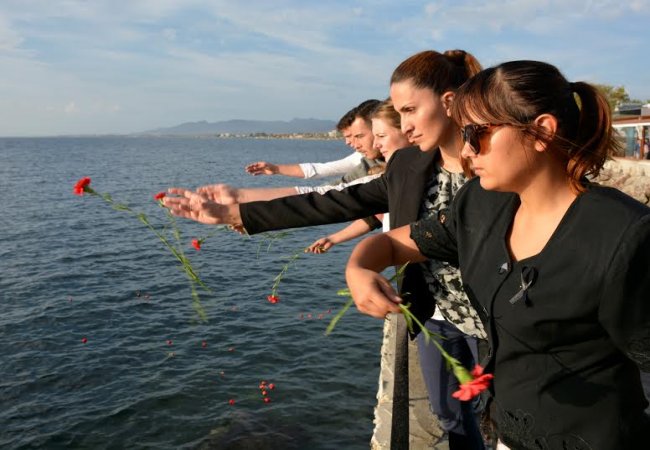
73,177,92,196
154,192,166,200
451,365,493,401
191,239,201,251
267,295,279,304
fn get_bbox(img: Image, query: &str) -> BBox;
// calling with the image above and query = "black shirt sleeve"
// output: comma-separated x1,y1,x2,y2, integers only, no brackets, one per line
240,175,390,234
409,208,460,266
598,214,650,371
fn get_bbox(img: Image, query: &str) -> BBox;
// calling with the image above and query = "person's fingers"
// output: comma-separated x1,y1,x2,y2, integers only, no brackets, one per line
161,196,186,208
166,187,193,196
376,278,402,305
196,184,218,194
356,293,401,318
350,274,402,319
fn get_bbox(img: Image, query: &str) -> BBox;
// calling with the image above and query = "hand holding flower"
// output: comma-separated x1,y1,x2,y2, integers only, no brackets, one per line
163,188,243,226
344,266,402,319
245,161,279,176
305,237,335,254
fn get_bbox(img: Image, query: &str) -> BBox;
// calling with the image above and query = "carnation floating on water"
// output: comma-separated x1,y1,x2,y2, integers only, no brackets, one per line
73,176,92,196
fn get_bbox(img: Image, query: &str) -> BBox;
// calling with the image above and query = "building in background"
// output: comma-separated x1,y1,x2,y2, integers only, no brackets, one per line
613,103,650,159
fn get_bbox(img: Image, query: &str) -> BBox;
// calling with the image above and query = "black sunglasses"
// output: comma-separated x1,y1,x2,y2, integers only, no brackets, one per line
461,123,509,155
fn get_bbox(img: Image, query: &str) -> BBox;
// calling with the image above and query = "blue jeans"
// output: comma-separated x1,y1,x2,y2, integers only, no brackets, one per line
417,318,485,450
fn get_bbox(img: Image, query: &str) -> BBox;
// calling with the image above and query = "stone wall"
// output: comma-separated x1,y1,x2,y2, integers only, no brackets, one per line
592,158,650,204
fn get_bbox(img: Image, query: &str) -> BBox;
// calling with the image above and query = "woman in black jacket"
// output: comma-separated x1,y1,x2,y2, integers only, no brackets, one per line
345,60,650,449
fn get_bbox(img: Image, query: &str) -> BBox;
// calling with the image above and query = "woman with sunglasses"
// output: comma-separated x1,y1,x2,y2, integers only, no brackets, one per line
345,60,650,449
164,50,488,449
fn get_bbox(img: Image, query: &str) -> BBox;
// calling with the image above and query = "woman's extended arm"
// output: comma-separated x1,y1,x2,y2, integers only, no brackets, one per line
196,184,299,204
345,225,427,318
196,173,382,205
295,173,381,195
306,218,377,253
163,188,243,226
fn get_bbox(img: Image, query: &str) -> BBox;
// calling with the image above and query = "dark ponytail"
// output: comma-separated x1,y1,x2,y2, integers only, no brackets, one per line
567,82,618,186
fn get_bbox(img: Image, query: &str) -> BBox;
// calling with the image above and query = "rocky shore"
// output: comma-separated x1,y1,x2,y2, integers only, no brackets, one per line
592,158,650,204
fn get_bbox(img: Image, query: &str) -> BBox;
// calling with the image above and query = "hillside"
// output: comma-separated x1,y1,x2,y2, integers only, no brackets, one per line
139,118,337,136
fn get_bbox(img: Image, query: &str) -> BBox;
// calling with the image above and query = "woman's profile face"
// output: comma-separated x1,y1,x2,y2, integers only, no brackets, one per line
371,117,410,161
390,80,454,152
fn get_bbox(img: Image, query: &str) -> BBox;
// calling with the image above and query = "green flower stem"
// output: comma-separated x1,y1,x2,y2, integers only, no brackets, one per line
84,187,210,321
325,298,354,335
270,250,302,297
397,304,472,384
257,231,292,258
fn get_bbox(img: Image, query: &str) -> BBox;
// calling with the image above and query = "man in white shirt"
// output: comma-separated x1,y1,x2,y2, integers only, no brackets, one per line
244,100,382,183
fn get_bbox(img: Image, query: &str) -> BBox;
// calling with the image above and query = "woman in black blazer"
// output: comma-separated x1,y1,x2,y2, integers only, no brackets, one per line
345,60,650,449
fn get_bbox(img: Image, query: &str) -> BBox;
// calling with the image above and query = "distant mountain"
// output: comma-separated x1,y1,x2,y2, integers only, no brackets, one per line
139,118,337,135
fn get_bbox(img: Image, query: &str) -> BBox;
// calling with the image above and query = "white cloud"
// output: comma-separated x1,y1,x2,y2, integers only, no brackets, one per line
162,28,177,41
0,15,24,52
64,101,78,113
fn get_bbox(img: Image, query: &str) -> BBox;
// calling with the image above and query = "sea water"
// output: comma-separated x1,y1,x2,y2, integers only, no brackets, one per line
0,137,383,449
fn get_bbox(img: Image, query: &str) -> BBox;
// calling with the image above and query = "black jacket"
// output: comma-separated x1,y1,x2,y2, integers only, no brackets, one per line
411,178,650,449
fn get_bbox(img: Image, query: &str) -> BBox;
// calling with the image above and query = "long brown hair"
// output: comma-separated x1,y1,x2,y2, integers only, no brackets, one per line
390,49,482,94
451,60,620,192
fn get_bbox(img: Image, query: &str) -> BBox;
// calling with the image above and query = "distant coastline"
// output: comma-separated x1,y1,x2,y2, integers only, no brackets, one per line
135,131,342,140
0,132,342,140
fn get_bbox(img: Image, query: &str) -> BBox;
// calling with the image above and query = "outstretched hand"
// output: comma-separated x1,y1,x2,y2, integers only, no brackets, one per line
245,161,278,176
196,183,238,205
305,237,335,254
345,267,402,319
163,188,240,226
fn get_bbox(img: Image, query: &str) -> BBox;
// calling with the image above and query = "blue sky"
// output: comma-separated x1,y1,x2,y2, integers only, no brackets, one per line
1,0,649,136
